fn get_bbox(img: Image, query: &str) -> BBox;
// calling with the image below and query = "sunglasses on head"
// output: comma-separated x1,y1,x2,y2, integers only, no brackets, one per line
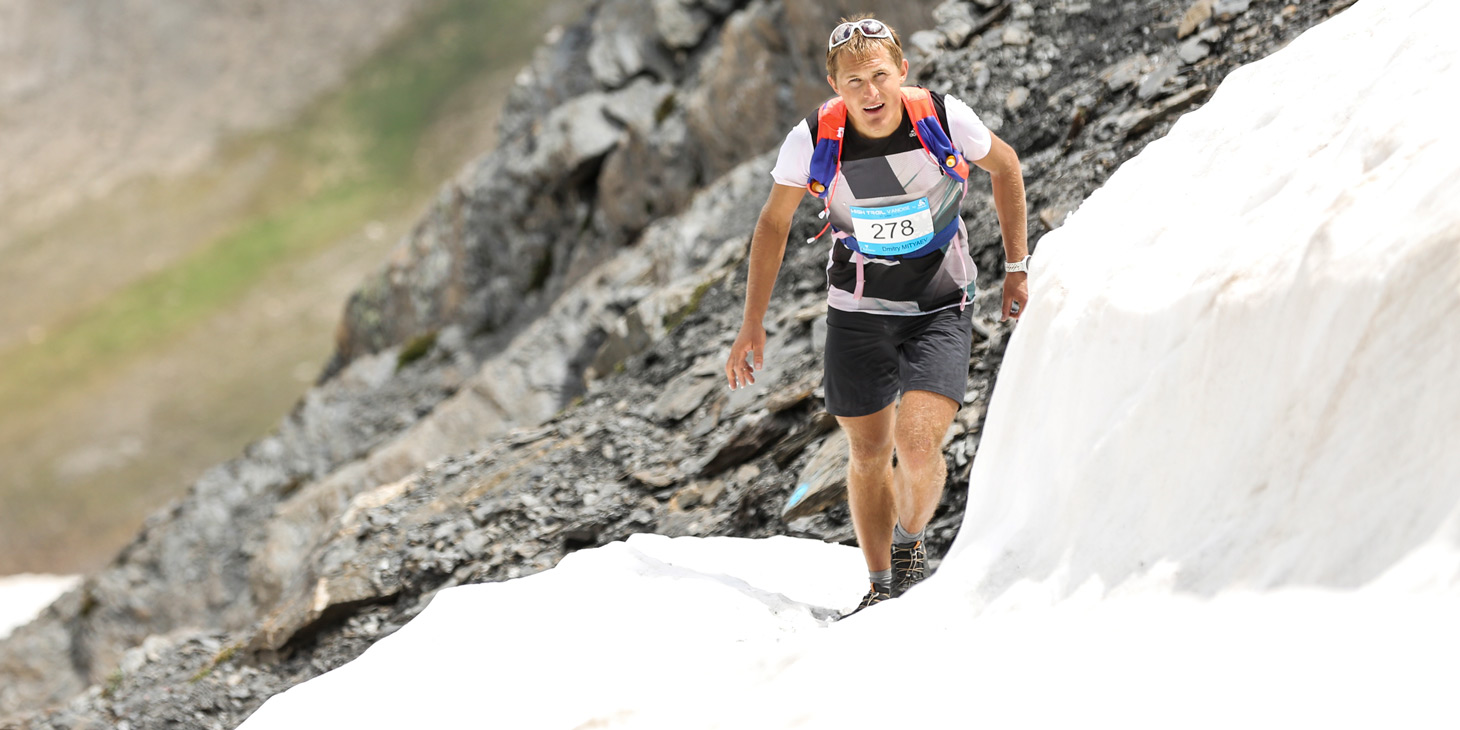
828,19,891,50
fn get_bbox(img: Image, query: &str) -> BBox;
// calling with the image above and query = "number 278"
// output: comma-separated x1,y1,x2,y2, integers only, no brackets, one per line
871,220,917,239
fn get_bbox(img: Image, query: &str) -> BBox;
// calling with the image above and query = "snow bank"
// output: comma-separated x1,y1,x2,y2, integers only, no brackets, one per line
240,535,866,728
0,574,80,640
241,0,1460,727
947,0,1460,604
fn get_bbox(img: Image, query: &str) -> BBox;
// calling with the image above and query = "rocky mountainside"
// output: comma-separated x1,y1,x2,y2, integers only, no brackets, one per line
0,0,1357,726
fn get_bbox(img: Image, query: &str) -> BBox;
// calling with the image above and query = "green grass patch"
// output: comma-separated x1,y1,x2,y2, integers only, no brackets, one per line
0,0,585,571
189,642,243,684
0,187,376,414
299,0,553,187
397,330,440,370
103,669,124,699
662,278,718,332
654,92,679,125
0,0,558,418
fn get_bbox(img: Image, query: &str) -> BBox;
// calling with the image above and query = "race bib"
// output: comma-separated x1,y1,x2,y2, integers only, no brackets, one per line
848,198,935,256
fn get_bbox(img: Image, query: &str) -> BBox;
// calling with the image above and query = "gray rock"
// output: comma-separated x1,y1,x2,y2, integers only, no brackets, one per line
1038,199,1082,231
602,78,677,135
688,394,726,438
1002,24,1034,46
930,0,972,25
462,530,491,558
909,29,944,57
766,382,816,413
702,478,729,505
1100,53,1152,91
781,429,849,520
522,92,624,178
670,483,705,509
597,81,695,232
1120,84,1212,138
588,0,674,88
931,0,977,47
1179,37,1211,64
684,1,819,183
695,411,792,476
972,61,992,92
250,557,401,653
1137,56,1182,100
631,467,683,488
1178,0,1214,39
497,23,599,144
586,309,655,383
655,0,716,49
651,371,723,422
1213,0,1251,22
1005,86,1031,111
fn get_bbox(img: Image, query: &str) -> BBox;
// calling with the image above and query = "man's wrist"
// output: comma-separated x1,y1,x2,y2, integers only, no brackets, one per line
1003,254,1031,274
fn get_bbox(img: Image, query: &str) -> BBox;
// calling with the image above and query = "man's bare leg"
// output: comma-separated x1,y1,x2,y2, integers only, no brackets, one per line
891,390,960,534
836,402,897,573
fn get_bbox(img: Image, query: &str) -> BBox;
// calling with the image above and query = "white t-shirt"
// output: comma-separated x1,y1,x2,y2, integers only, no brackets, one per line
767,91,993,314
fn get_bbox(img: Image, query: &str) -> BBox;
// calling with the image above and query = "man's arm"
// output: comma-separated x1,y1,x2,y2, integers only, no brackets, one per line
971,132,1030,321
725,183,807,389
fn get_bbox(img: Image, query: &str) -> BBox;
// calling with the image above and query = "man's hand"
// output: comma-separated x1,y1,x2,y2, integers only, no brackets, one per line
725,184,802,390
973,133,1030,323
725,323,767,389
1002,271,1029,321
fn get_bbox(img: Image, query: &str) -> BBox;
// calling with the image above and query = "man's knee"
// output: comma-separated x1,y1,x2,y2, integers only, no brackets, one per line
894,393,956,471
846,434,894,467
894,432,944,474
837,405,896,467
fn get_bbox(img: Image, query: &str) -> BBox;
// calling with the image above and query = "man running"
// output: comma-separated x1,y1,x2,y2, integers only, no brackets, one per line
724,14,1030,614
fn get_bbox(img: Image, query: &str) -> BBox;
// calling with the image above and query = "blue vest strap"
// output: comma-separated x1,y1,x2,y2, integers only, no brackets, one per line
837,216,960,260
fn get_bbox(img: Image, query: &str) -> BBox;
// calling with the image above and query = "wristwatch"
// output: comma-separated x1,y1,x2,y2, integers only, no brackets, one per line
1004,255,1031,274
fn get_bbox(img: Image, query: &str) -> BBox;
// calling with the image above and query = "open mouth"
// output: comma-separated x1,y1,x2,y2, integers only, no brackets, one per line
863,103,885,113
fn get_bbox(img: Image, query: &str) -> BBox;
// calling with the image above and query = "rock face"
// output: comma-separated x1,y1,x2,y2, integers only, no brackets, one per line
327,0,939,371
0,0,1361,726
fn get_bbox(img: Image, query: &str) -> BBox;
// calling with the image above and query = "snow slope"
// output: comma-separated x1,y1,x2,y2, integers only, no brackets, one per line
241,0,1460,726
0,574,79,640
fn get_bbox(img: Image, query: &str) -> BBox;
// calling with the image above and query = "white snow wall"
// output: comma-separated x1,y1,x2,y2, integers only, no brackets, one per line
947,0,1460,603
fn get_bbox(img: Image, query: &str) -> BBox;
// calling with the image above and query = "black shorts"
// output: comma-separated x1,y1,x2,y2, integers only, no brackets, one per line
823,306,974,418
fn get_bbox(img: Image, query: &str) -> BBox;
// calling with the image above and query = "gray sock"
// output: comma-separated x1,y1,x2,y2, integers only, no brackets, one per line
893,522,924,546
870,569,892,594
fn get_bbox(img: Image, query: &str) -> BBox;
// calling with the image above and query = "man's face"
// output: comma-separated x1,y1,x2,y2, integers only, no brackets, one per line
827,45,909,139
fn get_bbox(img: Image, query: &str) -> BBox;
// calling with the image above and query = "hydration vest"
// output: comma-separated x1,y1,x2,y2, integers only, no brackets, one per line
804,86,971,258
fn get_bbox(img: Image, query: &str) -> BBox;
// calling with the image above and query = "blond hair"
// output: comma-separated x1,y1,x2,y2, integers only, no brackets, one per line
825,13,904,79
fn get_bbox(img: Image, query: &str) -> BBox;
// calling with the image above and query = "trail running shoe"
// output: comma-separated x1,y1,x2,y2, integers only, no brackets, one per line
891,539,927,597
845,583,891,617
